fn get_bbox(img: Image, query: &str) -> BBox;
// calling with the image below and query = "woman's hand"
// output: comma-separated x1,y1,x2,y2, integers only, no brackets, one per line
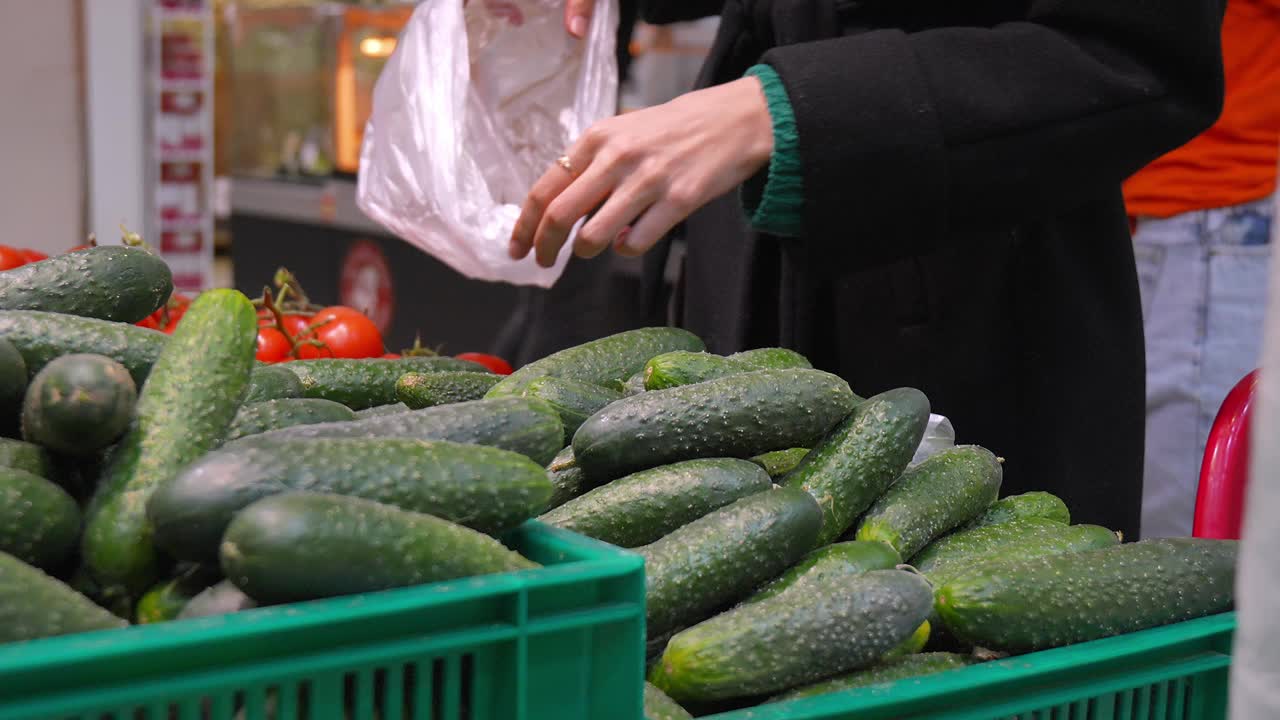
565,0,594,37
509,77,774,268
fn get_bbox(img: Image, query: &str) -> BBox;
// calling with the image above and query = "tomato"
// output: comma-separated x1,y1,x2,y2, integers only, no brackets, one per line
381,353,401,359
19,249,47,263
136,314,161,330
66,244,93,254
258,311,311,338
294,306,384,359
456,352,514,375
255,327,292,363
0,246,26,271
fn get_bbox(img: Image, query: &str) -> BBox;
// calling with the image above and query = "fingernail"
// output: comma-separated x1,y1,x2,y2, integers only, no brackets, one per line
569,15,586,36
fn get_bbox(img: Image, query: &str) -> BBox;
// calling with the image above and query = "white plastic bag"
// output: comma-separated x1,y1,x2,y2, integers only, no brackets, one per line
357,0,619,287
910,414,956,466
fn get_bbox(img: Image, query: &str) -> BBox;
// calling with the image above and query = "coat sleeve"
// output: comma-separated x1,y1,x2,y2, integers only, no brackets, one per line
760,0,1225,259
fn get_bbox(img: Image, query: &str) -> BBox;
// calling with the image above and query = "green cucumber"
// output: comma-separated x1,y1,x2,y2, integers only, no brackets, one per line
936,538,1238,652
0,466,80,569
640,487,822,638
545,446,587,511
650,569,933,702
0,551,128,642
286,357,490,409
644,683,693,720
855,445,1003,559
178,579,257,619
961,491,1070,530
0,338,26,433
149,437,553,562
575,369,857,481
221,492,537,604
396,371,502,408
729,348,811,369
487,327,705,397
643,352,754,391
521,376,624,438
749,448,809,480
0,246,173,323
911,517,1120,586
772,652,976,702
243,365,304,403
21,354,137,455
540,459,772,548
783,387,929,547
0,310,168,385
744,540,901,605
224,398,356,442
83,289,258,596
355,402,411,418
236,396,564,466
0,438,52,478
887,620,931,658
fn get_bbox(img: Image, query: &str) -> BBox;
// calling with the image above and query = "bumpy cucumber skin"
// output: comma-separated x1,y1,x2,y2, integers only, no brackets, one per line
0,310,168,386
83,289,258,595
243,366,304,403
576,369,857,481
643,352,753,391
540,458,772,548
644,682,693,720
911,517,1119,586
149,438,553,562
521,376,623,438
0,467,80,569
0,338,26,431
650,569,933,702
221,492,537,604
396,371,502,409
355,402,411,418
744,540,901,605
961,491,1070,530
224,398,356,442
544,445,587,512
487,327,705,398
750,448,810,480
285,357,489,409
784,387,929,547
640,487,823,638
937,538,1238,652
0,551,127,641
0,246,173,323
236,396,564,467
729,348,812,370
178,579,257,619
0,438,52,478
21,354,137,455
772,652,975,702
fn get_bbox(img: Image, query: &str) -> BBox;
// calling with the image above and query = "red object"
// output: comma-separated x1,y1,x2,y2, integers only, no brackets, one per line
294,306,384,360
19,249,48,263
381,353,401,359
1193,369,1258,540
339,241,394,333
66,244,93,254
0,246,26,271
456,352,514,375
255,327,292,363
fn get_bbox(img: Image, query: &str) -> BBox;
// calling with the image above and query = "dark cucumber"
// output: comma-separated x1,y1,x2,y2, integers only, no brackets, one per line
643,348,811,391
540,459,772,548
961,491,1070,530
0,438,52,477
0,246,172,323
937,538,1238,652
650,569,933,702
640,487,822,638
178,579,257,619
749,448,809,480
772,652,976,702
285,357,489,410
0,551,128,642
575,369,858,481
644,683,693,720
0,467,80,569
243,365,304,403
521,376,623,438
396,371,502,409
149,438,553,562
355,402,410,418
0,310,168,386
222,492,537,604
544,446,587,511
224,398,356,442
911,517,1120,586
784,388,930,547
729,348,812,369
855,445,1003,559
487,327,705,398
744,540,901,605
83,289,258,596
21,354,137,456
0,338,26,433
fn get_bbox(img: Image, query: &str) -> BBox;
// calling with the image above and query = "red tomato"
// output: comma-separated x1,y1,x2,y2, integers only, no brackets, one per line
256,327,292,363
136,314,161,330
66,245,93,254
257,311,310,339
294,306,384,359
0,246,26,271
19,249,47,263
456,352,514,375
381,353,401,359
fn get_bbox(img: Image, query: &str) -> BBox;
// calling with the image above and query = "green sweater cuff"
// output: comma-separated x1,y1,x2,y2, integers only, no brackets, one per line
741,64,804,237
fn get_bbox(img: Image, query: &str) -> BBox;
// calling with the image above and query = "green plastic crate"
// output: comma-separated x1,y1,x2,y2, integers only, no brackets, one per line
711,612,1235,720
0,522,646,720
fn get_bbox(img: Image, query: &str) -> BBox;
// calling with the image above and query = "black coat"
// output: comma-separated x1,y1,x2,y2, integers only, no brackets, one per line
632,0,1226,539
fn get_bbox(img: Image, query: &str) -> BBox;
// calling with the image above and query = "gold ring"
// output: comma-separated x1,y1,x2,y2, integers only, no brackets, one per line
556,155,574,175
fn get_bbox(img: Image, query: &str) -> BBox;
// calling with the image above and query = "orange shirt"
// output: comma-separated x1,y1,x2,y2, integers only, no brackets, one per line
1124,0,1280,218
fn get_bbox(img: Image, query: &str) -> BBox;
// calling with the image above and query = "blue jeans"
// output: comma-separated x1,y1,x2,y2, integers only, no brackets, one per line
1134,194,1274,538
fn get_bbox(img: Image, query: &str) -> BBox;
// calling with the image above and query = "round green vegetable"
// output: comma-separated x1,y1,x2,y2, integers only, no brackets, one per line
21,353,136,455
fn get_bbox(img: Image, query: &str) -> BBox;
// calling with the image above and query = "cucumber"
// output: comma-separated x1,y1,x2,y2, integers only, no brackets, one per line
644,683,693,720
936,538,1238,652
0,466,80,569
0,438,52,478
178,579,257,619
640,487,822,638
21,354,137,456
0,246,172,323
772,652,976,702
0,338,26,433
728,348,811,369
221,492,537,603
911,517,1120,586
540,459,772,548
783,387,930,547
355,402,411,418
135,566,220,624
855,445,1003,559
149,438,553,562
521,376,623,438
545,446,587,511
487,327,705,397
643,352,754,391
961,491,1070,530
575,369,857,481
285,357,489,410
243,365,304,403
224,398,356,442
887,619,931,658
235,396,564,466
650,569,933,702
0,310,168,386
83,289,258,596
396,371,502,408
0,551,127,642
743,540,901,605
749,448,809,480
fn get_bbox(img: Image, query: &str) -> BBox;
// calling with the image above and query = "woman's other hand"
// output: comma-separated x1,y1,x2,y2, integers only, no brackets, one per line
565,0,595,37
